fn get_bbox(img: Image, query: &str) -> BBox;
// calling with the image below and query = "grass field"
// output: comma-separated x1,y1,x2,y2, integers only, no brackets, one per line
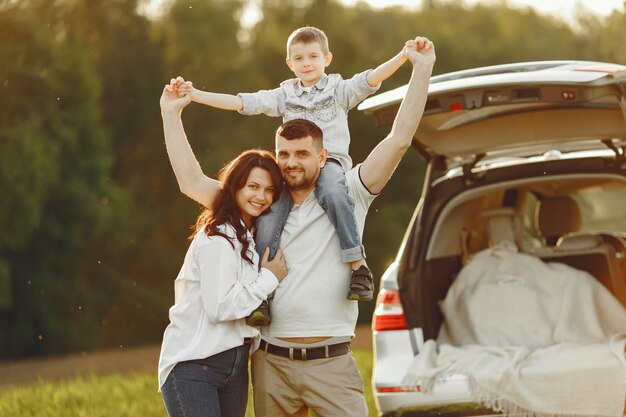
0,348,376,417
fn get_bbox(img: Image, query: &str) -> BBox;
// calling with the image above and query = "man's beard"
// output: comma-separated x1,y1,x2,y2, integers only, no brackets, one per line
282,167,312,190
283,175,309,190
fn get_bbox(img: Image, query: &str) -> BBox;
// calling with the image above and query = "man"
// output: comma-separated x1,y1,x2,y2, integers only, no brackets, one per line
160,36,435,417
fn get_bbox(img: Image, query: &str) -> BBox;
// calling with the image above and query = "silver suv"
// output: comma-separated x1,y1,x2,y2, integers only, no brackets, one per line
359,60,626,417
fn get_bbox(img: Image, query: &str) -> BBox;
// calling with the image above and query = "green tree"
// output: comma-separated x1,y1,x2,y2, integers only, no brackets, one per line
576,5,626,64
61,0,173,349
2,0,624,359
0,3,140,357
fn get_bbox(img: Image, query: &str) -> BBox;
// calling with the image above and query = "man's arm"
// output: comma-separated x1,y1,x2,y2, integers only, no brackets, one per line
366,48,408,87
360,37,435,195
160,79,219,208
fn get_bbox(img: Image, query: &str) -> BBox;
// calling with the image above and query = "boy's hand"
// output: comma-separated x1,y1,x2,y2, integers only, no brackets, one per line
169,76,194,98
405,36,436,66
160,77,192,112
177,80,194,98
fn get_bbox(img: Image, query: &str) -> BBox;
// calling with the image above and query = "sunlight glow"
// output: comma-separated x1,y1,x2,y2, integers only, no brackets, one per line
143,0,626,25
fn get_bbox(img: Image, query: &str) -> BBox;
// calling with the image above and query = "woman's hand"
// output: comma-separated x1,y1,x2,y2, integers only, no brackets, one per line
159,77,192,112
261,248,288,282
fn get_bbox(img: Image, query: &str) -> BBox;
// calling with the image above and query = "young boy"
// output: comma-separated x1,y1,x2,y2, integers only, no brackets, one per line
176,26,411,324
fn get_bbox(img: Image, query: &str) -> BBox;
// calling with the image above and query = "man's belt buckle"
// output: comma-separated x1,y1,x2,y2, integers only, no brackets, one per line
288,347,308,360
263,340,347,361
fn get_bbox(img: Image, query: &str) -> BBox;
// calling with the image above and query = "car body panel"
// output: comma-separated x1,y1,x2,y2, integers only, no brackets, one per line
359,61,626,170
359,60,626,113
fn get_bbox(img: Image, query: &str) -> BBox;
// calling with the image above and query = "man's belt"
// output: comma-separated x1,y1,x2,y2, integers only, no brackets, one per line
259,339,351,361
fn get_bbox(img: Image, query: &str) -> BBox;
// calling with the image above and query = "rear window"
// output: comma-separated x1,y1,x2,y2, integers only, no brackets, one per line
575,186,626,232
521,182,626,245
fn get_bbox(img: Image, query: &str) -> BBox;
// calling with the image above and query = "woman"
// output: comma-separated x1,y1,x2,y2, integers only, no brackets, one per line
158,149,288,417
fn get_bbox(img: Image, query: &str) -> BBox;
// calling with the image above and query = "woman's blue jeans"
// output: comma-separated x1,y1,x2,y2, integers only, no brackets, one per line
161,344,250,417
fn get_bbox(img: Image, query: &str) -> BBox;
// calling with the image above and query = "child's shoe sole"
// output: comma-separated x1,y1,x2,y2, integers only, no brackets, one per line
245,300,271,326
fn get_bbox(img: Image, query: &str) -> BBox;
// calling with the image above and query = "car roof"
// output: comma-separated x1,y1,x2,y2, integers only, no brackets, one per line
359,60,626,169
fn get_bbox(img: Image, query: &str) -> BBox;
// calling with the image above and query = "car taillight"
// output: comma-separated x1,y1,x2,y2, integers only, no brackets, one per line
371,288,408,331
377,386,422,393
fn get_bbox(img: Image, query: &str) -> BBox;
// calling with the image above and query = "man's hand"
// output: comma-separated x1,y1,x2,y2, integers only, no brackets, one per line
160,77,192,112
404,36,436,67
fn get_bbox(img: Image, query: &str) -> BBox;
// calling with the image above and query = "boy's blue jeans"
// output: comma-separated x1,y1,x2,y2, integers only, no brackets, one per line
161,343,250,417
256,160,364,263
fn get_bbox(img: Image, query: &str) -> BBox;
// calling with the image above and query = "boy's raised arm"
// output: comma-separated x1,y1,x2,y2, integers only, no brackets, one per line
366,41,411,87
360,37,435,195
160,79,219,208
176,78,243,111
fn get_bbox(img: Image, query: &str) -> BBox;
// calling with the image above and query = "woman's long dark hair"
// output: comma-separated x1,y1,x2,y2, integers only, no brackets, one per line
192,149,283,264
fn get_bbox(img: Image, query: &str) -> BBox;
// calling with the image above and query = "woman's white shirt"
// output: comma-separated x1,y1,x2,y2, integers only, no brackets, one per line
158,223,279,389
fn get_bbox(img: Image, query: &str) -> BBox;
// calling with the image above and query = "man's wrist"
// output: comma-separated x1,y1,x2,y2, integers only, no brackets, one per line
411,60,435,71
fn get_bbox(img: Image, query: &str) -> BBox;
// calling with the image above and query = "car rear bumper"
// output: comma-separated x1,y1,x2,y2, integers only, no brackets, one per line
379,401,501,417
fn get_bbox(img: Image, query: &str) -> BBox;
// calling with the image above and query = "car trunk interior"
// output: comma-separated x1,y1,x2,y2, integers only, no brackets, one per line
404,170,626,340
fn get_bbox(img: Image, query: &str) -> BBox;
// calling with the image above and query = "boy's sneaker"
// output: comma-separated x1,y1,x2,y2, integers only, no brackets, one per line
347,266,374,301
245,299,270,326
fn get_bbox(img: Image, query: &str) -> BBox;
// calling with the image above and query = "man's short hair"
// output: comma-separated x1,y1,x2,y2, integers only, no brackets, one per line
286,26,329,58
276,119,324,151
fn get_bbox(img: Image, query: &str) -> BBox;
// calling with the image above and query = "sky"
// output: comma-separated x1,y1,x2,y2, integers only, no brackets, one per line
339,0,625,23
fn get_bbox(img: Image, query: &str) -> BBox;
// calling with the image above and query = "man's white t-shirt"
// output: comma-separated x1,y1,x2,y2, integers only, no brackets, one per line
262,165,376,338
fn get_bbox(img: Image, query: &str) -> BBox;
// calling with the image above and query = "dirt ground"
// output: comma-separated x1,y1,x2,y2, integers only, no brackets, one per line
0,324,372,392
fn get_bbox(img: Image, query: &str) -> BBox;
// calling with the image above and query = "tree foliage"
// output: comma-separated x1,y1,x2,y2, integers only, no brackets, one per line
0,3,139,356
0,0,624,358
